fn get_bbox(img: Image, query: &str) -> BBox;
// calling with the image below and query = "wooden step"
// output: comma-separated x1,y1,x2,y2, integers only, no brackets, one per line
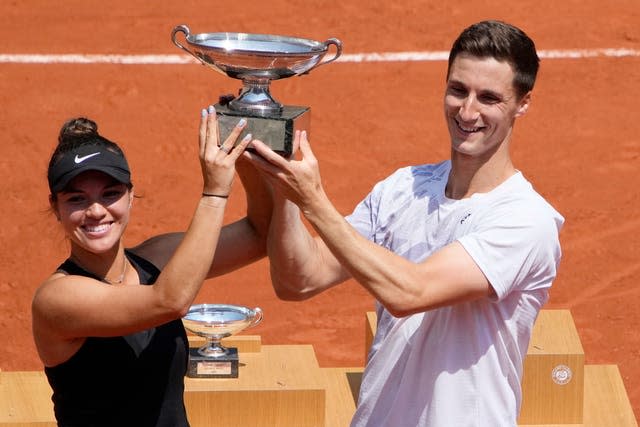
318,367,359,427
322,364,638,427
1,309,636,426
0,370,56,427
519,309,585,424
362,309,637,426
0,344,328,427
2,363,636,426
184,344,325,427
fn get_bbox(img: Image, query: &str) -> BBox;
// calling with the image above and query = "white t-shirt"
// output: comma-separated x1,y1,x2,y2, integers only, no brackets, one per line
346,161,564,427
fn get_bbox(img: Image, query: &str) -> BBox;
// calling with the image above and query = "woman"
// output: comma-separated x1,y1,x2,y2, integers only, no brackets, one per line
31,106,268,426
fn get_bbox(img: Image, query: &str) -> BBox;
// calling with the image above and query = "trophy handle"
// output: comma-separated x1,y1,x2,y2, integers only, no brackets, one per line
320,38,343,66
301,38,342,75
250,307,263,328
316,38,342,67
172,24,203,64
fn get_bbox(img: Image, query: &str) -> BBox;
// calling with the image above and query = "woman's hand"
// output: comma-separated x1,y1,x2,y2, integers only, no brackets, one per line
199,105,252,196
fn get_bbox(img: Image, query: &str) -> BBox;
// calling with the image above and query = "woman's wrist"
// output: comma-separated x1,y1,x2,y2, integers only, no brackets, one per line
199,192,229,208
202,192,229,199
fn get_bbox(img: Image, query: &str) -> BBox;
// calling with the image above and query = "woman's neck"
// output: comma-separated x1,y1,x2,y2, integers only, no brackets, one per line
69,245,129,285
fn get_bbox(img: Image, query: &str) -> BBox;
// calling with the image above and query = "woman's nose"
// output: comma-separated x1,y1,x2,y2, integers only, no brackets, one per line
85,202,106,217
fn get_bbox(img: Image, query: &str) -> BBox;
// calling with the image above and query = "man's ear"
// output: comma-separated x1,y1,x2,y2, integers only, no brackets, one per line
515,91,532,117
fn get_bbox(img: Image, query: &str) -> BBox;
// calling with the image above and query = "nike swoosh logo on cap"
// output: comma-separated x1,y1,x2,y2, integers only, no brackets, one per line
74,152,101,163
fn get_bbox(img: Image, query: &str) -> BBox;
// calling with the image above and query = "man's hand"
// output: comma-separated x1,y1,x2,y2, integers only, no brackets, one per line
244,130,326,212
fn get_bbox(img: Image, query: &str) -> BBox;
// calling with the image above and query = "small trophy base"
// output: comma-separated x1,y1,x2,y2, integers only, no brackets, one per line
187,347,239,378
215,103,310,156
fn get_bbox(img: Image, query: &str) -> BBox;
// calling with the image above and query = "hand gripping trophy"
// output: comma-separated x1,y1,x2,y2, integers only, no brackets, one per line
172,25,342,156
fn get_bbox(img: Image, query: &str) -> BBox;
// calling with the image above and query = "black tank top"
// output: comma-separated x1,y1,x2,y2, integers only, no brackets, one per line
44,250,190,427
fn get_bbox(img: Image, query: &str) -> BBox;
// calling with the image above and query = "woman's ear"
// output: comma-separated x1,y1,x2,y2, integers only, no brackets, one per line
49,194,60,221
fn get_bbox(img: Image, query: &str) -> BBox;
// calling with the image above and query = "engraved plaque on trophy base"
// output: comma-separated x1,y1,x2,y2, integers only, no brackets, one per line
216,103,310,156
187,347,239,378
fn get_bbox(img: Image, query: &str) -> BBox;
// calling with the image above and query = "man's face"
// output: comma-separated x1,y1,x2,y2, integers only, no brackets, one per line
444,54,530,159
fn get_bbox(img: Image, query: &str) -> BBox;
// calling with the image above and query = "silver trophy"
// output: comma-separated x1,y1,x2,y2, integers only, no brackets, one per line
172,25,342,155
183,304,263,378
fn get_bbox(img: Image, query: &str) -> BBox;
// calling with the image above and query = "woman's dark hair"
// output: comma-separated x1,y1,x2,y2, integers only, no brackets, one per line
49,117,125,167
446,20,540,99
48,117,132,198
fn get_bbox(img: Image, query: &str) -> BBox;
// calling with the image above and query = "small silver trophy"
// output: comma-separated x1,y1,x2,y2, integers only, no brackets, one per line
183,304,263,378
172,25,342,155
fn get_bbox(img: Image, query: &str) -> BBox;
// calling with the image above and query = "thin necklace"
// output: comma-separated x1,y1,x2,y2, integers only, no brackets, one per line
103,257,127,285
71,253,128,285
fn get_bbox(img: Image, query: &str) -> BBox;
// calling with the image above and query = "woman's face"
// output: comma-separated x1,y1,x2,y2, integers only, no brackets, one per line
52,170,132,255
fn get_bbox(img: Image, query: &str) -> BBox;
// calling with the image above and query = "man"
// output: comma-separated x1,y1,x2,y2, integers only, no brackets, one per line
246,20,564,426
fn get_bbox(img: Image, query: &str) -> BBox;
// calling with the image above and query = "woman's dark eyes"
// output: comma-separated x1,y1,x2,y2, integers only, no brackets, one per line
104,190,124,198
64,190,123,204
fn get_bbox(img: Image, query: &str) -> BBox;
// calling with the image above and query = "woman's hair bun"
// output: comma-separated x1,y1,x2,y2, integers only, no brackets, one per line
58,117,99,145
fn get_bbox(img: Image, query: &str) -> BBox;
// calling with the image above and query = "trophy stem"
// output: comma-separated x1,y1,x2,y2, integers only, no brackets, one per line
198,336,229,358
229,79,283,116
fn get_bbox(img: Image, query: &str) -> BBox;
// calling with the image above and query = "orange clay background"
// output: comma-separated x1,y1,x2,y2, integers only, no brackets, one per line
1,0,638,421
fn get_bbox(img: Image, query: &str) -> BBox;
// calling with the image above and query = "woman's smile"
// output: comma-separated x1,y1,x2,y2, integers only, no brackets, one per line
81,222,114,237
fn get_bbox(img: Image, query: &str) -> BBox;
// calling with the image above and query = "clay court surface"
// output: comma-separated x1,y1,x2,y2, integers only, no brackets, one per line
1,0,639,421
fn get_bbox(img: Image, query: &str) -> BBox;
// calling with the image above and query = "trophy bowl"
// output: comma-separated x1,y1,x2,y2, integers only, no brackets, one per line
183,303,263,358
172,24,342,115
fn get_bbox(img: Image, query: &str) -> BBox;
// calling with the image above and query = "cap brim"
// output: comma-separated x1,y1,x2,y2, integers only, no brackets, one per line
51,166,131,193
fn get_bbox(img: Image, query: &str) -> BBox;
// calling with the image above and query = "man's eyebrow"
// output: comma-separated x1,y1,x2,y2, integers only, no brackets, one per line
446,78,465,86
478,88,503,98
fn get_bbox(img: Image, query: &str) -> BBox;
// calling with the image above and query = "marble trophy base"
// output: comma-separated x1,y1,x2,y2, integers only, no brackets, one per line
215,103,310,156
187,347,239,378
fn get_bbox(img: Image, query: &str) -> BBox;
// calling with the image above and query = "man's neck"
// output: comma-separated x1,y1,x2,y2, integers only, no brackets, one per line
446,150,516,199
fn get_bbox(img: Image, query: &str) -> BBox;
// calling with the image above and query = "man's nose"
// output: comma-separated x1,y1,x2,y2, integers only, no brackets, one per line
459,96,480,121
